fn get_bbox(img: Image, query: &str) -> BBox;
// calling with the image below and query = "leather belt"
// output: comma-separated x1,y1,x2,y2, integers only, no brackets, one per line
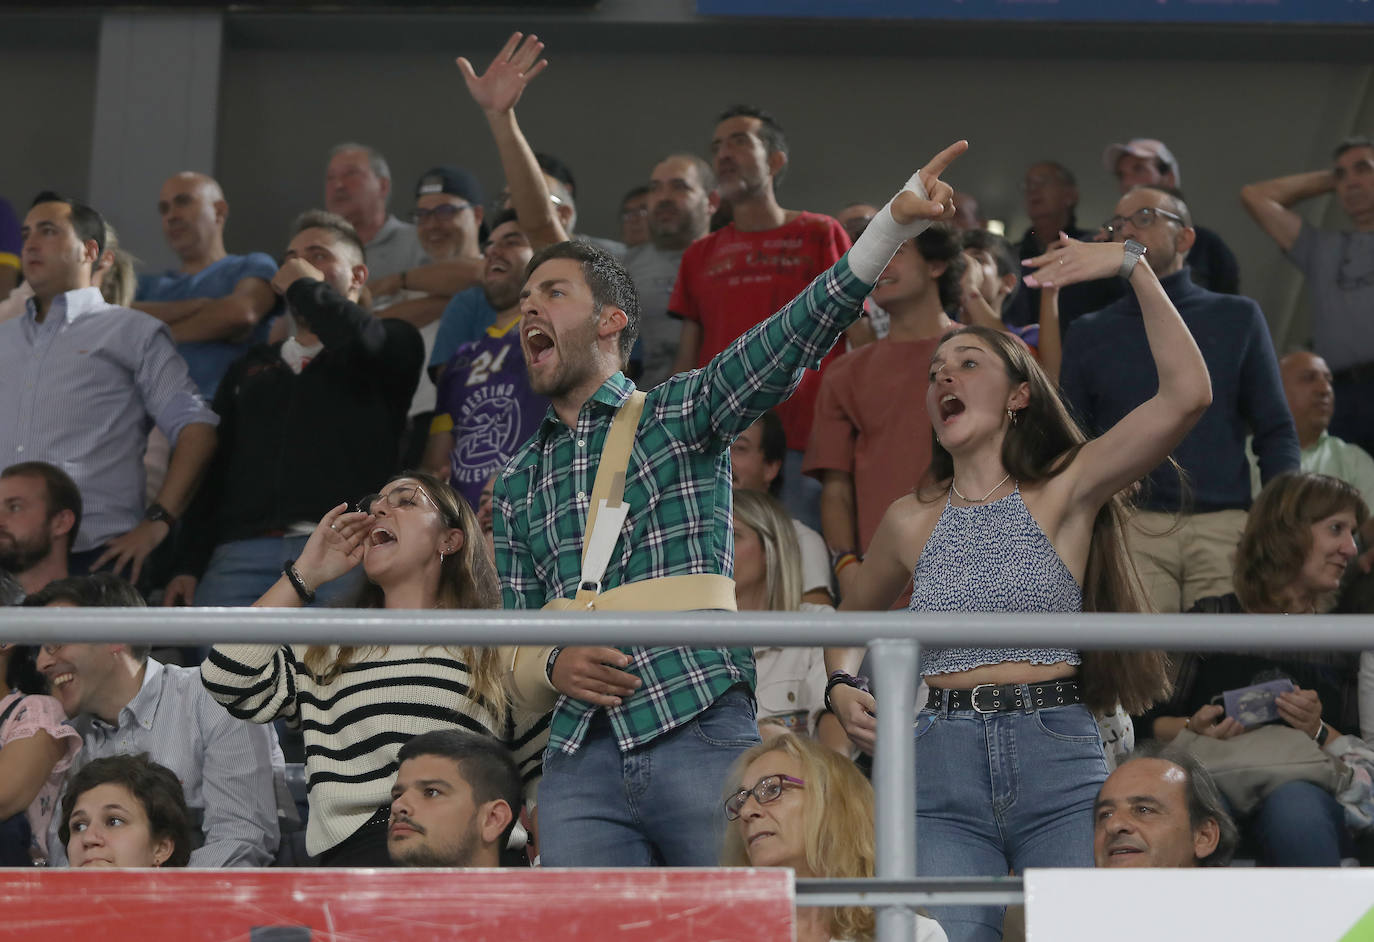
925,679,1083,714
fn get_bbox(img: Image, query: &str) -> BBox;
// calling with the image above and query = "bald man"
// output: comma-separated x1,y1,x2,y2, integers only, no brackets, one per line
134,172,280,398
1249,351,1374,503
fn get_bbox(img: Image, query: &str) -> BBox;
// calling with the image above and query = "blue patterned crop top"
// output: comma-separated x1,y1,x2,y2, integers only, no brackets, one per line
909,485,1082,677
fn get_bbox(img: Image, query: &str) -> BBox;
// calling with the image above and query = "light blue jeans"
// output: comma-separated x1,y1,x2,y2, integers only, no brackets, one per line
539,686,760,867
915,698,1108,942
195,535,362,608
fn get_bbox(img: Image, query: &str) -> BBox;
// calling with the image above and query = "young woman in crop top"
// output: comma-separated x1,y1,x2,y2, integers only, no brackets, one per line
827,235,1212,942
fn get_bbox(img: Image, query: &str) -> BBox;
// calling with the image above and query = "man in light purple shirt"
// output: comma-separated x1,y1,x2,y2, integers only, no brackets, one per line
0,192,217,583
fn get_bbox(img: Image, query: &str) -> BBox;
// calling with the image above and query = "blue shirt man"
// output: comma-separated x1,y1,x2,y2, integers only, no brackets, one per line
133,173,279,398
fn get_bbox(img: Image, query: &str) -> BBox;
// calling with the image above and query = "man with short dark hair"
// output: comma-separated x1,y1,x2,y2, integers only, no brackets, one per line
0,461,81,595
0,192,218,585
133,172,281,398
30,573,280,867
732,412,832,606
805,225,964,601
498,144,964,866
163,210,421,607
1102,138,1239,295
422,211,547,510
1094,751,1237,868
325,142,427,281
629,153,718,388
1062,185,1300,612
388,730,521,868
1242,136,1374,453
669,105,853,531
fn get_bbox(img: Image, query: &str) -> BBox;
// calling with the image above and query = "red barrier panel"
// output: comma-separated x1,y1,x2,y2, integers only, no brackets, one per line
0,868,794,941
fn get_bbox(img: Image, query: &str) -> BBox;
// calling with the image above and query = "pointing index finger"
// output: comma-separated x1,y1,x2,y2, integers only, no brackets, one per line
921,140,969,180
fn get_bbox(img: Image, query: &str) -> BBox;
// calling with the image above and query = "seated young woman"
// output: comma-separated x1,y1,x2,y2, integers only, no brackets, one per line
828,234,1210,941
733,489,849,753
201,471,547,866
721,731,947,942
60,753,192,869
1139,470,1365,866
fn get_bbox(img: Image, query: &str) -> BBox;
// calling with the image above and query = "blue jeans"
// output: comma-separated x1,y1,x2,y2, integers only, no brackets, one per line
539,686,760,867
195,535,362,608
915,699,1107,942
1244,780,1350,867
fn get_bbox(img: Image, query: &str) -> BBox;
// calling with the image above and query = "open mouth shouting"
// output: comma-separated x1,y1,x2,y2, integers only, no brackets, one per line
524,324,556,367
368,526,397,548
938,394,966,423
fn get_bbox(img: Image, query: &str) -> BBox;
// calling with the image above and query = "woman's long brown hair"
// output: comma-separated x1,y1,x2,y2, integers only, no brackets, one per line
920,326,1169,714
303,471,506,722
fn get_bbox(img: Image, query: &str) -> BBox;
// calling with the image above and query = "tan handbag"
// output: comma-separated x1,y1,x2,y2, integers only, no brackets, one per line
501,390,736,716
1173,725,1353,816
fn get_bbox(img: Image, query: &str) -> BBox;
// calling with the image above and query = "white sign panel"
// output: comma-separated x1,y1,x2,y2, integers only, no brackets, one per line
1026,869,1374,942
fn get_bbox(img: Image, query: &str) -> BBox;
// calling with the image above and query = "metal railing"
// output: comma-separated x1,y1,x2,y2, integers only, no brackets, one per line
7,607,1373,942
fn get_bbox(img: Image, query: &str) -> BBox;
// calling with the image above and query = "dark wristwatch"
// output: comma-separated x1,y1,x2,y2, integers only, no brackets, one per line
1315,721,1330,747
144,503,176,528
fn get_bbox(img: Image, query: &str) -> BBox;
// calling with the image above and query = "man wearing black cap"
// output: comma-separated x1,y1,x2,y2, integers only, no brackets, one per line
1103,137,1240,295
370,166,490,466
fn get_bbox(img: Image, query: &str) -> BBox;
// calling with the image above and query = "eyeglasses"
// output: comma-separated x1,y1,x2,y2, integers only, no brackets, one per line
1101,207,1185,236
412,203,471,224
356,484,437,516
724,774,805,820
621,207,648,221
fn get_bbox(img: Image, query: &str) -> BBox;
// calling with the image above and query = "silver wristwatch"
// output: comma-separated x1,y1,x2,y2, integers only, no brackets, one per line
1118,239,1147,280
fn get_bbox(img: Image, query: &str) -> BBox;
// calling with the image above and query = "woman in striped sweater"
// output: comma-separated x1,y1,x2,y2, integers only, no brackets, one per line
201,471,545,866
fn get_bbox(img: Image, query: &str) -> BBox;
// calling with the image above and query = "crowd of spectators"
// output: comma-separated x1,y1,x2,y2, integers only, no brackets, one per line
4,28,1374,942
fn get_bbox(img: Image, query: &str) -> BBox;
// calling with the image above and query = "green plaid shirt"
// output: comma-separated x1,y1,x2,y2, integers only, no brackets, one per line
494,255,870,753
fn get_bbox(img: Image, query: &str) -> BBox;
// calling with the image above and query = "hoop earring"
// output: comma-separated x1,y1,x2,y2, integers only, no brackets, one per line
439,550,447,563
1006,408,1015,426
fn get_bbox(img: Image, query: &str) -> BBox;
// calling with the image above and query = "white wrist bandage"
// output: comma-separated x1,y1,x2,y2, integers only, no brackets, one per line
848,170,934,284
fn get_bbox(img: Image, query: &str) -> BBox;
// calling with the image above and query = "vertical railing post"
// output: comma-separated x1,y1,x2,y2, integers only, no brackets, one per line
868,638,920,942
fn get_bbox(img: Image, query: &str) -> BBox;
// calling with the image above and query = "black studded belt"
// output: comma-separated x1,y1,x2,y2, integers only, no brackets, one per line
925,679,1083,713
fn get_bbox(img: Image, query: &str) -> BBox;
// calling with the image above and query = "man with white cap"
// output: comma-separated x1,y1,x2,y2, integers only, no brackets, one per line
1103,137,1240,295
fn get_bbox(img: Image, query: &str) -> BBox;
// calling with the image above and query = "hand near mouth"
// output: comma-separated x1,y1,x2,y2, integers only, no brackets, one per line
294,503,373,587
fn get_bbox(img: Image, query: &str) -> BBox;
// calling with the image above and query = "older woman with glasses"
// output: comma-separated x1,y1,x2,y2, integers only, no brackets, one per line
201,471,547,866
722,733,947,942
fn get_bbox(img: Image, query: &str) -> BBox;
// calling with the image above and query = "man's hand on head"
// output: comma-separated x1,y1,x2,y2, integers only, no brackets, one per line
271,258,325,296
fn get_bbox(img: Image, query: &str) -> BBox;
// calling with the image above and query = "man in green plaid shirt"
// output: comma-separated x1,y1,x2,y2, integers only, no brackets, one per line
495,142,966,866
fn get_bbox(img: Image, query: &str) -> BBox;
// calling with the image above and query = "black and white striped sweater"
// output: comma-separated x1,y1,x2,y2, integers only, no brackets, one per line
202,643,547,857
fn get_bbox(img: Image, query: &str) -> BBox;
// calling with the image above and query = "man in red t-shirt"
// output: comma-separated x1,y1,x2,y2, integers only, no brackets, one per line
803,223,966,604
669,105,852,530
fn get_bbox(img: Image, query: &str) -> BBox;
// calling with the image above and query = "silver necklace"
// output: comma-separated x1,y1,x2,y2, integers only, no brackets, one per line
951,472,1012,503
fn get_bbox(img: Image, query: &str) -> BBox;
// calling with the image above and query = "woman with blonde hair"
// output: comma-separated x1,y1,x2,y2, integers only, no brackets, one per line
734,490,849,751
202,471,547,865
722,732,946,942
1138,471,1365,866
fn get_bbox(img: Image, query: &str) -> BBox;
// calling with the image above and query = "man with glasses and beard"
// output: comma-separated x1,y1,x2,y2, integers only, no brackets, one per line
1060,185,1299,612
0,462,80,596
387,730,522,868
